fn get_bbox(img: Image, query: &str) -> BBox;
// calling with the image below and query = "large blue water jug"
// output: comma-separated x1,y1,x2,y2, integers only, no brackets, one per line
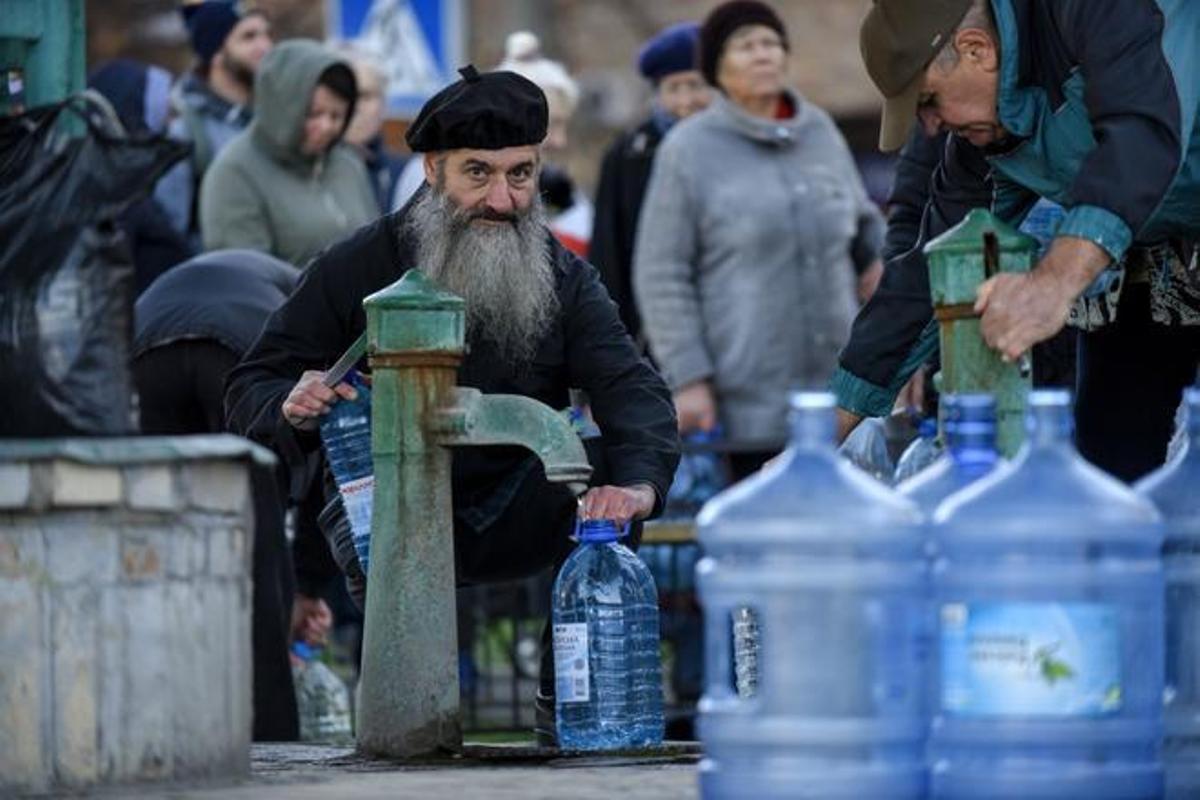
898,395,1000,514
696,392,926,799
929,389,1165,798
552,518,663,750
1136,386,1200,799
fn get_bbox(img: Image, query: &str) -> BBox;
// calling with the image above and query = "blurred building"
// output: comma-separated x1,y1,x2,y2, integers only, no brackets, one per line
87,0,887,196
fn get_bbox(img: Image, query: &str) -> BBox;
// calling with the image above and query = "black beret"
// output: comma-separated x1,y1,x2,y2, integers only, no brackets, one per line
405,65,549,153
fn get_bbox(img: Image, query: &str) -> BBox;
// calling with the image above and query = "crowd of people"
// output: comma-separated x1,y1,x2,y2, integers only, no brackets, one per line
72,0,1200,744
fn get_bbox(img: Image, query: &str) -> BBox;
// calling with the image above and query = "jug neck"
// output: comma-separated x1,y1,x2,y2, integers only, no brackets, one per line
946,394,998,478
1024,389,1074,450
788,391,837,450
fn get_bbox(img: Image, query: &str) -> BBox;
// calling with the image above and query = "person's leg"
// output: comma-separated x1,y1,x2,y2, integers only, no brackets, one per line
1076,285,1200,482
249,463,300,741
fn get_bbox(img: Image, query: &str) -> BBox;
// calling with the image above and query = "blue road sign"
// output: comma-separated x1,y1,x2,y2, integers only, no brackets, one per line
328,0,464,116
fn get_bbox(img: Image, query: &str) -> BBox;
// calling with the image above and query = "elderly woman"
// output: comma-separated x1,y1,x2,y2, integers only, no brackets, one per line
200,39,378,267
634,0,884,478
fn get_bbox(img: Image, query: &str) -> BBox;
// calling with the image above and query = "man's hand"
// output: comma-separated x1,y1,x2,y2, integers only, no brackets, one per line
674,380,717,434
857,259,884,303
579,484,656,526
291,594,333,647
282,370,359,430
975,236,1110,362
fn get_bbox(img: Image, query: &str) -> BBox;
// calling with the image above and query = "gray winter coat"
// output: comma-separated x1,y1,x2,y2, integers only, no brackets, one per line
633,90,883,442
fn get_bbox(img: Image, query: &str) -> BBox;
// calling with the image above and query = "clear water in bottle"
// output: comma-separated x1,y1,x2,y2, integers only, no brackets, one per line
1137,386,1200,799
553,519,663,751
291,641,353,743
930,389,1164,799
319,373,374,572
696,391,926,799
897,395,1000,514
838,415,895,483
894,415,943,484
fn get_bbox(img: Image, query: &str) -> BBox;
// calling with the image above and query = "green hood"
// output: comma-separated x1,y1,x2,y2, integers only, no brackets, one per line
250,39,356,168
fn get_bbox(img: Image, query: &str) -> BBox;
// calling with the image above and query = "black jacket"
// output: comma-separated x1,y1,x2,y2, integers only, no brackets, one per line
590,117,667,343
225,201,680,528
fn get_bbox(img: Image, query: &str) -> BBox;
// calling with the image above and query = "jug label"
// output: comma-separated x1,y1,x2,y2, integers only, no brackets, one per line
940,602,1122,717
554,623,590,703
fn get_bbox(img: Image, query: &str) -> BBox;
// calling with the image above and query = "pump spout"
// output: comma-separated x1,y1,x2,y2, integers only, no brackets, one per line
434,387,592,495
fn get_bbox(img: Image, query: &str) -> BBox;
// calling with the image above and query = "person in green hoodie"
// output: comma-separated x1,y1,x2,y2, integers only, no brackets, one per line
200,39,379,267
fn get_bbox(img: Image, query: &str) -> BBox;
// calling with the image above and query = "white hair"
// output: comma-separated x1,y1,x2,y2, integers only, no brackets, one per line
496,30,580,114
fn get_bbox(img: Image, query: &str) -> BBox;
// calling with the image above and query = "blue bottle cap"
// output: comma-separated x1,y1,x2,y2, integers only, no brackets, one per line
576,518,624,543
291,641,318,661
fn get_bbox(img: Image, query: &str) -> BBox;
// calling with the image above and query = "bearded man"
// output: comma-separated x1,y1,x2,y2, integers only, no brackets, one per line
224,66,680,743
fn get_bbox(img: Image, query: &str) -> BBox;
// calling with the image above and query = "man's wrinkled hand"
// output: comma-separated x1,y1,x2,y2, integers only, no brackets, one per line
674,380,717,434
282,370,359,430
974,270,1073,363
579,484,656,526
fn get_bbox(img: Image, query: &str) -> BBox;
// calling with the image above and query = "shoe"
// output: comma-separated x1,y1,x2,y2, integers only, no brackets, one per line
534,690,558,748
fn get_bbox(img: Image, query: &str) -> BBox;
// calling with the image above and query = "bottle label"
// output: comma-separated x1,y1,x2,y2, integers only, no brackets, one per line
338,475,374,543
553,623,590,703
940,602,1122,717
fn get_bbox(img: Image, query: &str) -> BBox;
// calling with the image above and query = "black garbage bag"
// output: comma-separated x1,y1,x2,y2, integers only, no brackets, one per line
0,94,188,436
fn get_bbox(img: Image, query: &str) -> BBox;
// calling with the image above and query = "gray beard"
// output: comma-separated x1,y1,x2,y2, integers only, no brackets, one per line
405,187,559,367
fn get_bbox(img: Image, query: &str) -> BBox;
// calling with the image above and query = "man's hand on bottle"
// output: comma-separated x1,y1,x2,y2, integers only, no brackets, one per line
579,484,657,526
282,370,359,431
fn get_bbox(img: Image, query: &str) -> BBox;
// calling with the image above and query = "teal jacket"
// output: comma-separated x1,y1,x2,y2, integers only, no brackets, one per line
834,0,1200,417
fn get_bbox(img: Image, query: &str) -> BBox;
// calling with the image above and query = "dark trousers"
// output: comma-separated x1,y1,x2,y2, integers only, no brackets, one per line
133,340,300,741
1075,284,1200,483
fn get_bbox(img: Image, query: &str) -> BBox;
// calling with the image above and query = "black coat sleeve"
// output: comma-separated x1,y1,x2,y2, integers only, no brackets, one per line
590,132,643,340
882,128,946,264
563,256,680,515
224,220,387,455
833,135,995,416
1054,0,1183,248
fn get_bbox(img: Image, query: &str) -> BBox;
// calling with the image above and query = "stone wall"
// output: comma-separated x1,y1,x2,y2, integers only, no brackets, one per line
0,437,269,794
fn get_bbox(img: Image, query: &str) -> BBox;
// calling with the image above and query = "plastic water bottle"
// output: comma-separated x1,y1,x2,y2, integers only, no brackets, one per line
553,519,664,750
696,392,926,799
319,374,374,573
897,395,999,514
664,428,729,519
894,415,942,484
291,642,353,743
838,415,894,483
1137,386,1200,799
930,389,1164,798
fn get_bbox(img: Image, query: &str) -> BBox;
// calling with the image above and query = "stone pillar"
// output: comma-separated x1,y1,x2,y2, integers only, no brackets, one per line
0,435,271,794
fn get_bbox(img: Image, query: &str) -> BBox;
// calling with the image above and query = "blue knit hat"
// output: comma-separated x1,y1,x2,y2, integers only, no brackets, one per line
182,1,244,63
636,22,701,83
